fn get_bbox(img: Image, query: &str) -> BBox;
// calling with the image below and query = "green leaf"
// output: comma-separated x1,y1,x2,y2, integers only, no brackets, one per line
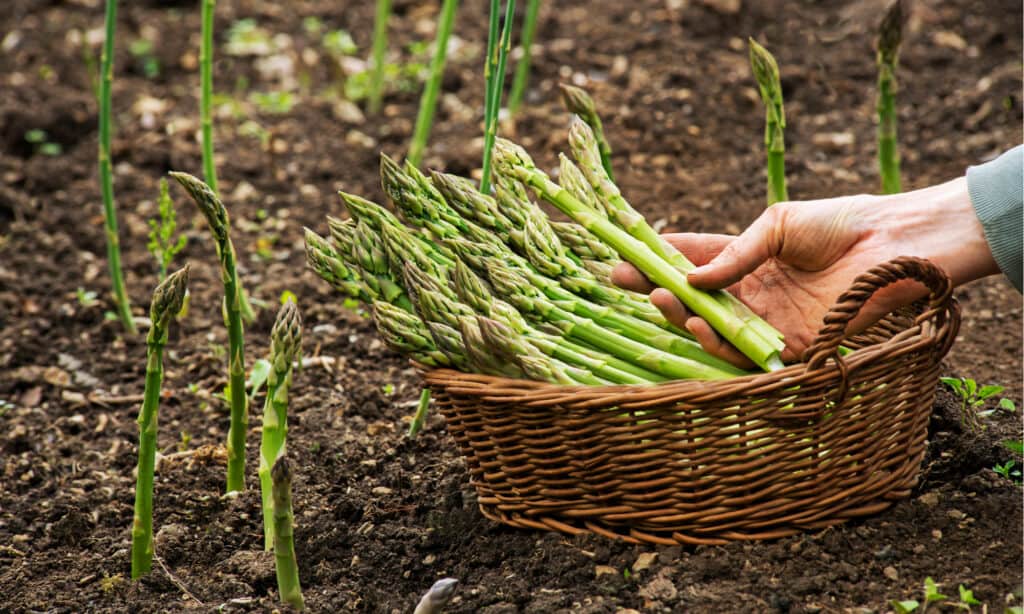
940,377,964,396
977,384,1005,400
1003,439,1024,455
957,585,981,606
965,378,977,398
924,577,948,602
890,600,919,614
247,358,272,402
999,398,1017,413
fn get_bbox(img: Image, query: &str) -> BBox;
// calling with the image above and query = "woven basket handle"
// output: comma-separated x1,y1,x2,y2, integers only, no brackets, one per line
801,256,954,370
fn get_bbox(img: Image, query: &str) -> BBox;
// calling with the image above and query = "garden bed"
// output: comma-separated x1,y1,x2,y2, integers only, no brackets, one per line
1,0,1021,611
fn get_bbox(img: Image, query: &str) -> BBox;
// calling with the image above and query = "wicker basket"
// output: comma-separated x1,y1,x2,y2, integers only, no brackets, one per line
418,257,961,545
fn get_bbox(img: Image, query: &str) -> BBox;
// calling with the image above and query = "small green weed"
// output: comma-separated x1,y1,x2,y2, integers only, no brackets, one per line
147,178,187,280
940,377,1016,428
891,577,989,613
24,129,62,156
129,38,159,78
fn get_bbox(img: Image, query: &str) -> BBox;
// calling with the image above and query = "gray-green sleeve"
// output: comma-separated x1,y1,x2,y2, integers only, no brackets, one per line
966,145,1022,292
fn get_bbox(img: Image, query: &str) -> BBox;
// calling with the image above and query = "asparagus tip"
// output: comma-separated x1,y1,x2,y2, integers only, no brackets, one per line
877,0,904,62
558,83,596,116
150,264,190,328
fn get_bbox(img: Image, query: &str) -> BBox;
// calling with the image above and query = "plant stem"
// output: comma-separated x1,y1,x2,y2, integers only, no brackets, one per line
98,0,136,335
559,84,613,181
131,266,189,580
407,0,458,166
259,299,302,551
748,38,788,205
407,388,431,437
170,172,248,492
368,0,391,114
480,0,516,193
271,457,305,611
200,0,218,196
877,0,903,194
507,0,540,115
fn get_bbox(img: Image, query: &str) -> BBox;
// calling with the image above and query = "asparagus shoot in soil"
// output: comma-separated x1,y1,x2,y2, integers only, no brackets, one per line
130,266,189,579
877,0,903,194
748,38,788,205
170,172,249,492
271,457,305,611
407,0,458,166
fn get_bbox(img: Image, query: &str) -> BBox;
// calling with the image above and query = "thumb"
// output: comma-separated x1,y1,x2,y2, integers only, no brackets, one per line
687,206,784,289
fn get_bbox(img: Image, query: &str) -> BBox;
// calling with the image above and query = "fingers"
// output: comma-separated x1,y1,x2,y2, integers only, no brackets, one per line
611,233,734,293
649,288,690,328
688,206,785,290
683,317,758,370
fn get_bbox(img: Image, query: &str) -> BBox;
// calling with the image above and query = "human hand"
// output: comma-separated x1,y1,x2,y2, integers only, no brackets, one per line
612,177,998,367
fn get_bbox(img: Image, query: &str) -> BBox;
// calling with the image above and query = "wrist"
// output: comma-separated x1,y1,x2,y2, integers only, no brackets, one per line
872,177,1000,286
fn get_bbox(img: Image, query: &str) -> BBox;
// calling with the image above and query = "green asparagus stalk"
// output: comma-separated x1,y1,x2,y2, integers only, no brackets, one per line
477,316,598,385
457,315,524,378
131,265,190,579
408,0,458,166
303,228,376,304
494,137,785,371
98,0,136,335
200,0,218,196
559,84,614,181
748,38,788,205
507,0,541,116
407,388,432,437
480,0,516,193
169,171,249,491
372,300,457,368
368,0,391,114
550,221,618,263
270,457,305,611
426,320,471,368
259,299,302,551
565,120,786,344
486,262,743,380
876,0,903,194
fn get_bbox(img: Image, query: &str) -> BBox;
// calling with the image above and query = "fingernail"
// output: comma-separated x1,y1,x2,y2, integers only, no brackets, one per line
690,265,710,277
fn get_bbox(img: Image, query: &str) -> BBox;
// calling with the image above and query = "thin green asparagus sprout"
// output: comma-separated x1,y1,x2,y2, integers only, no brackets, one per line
480,0,517,193
402,262,465,324
368,0,391,114
486,261,742,380
876,0,903,194
564,120,786,349
748,38,788,205
98,0,136,335
549,221,618,263
303,228,377,304
131,265,189,579
407,388,432,437
169,171,249,491
339,190,456,265
259,299,302,551
579,257,614,282
322,219,416,310
270,457,305,611
200,0,218,195
507,0,541,115
559,84,614,181
372,300,454,367
493,137,785,371
408,0,458,166
430,171,515,235
426,321,471,368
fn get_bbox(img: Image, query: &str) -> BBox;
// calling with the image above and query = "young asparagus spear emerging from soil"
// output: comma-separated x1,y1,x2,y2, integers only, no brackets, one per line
259,299,302,550
98,0,135,334
414,578,459,614
169,171,249,493
368,0,391,114
748,38,788,206
876,0,903,194
507,0,540,116
480,0,517,193
271,457,305,611
131,265,190,580
559,84,614,181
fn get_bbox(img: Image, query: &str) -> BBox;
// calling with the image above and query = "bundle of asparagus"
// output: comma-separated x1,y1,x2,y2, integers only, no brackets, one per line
305,119,786,386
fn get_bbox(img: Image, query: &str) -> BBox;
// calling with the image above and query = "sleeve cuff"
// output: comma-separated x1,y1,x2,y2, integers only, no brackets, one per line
966,145,1023,292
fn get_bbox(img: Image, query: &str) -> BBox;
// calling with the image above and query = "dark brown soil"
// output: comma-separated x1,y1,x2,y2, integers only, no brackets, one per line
1,0,1021,612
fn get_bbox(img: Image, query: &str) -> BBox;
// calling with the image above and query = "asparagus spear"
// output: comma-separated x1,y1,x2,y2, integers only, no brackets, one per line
98,0,136,334
407,0,458,166
477,316,596,385
259,299,302,551
407,388,432,437
486,262,742,380
748,38,788,205
372,300,458,368
131,265,189,579
507,0,541,116
493,137,785,371
480,0,517,192
170,171,249,491
559,84,614,181
550,221,618,263
876,0,903,194
303,228,379,305
368,0,391,114
271,457,305,611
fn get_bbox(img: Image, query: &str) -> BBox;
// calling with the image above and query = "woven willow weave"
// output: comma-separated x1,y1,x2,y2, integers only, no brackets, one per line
420,257,960,545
